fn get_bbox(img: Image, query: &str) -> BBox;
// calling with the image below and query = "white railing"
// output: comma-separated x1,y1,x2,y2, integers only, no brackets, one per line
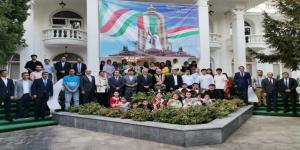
43,28,87,42
245,35,265,44
209,33,221,43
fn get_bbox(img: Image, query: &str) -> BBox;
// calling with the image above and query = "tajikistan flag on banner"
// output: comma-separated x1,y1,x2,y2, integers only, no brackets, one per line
99,0,199,40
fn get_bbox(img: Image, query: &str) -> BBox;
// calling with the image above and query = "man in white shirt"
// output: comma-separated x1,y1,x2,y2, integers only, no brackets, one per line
214,68,227,100
253,70,266,106
182,69,193,88
14,72,33,118
199,69,214,90
192,68,201,84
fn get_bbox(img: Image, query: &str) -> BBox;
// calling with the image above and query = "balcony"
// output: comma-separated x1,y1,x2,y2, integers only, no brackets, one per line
245,35,266,49
43,28,87,47
209,33,222,48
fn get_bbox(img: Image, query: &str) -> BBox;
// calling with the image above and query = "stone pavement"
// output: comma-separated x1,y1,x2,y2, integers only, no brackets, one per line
0,116,299,150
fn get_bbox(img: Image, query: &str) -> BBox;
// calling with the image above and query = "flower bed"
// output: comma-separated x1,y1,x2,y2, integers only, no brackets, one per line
69,99,245,125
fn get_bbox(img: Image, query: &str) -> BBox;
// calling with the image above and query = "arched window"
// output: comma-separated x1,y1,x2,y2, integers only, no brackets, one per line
244,21,252,43
51,11,83,29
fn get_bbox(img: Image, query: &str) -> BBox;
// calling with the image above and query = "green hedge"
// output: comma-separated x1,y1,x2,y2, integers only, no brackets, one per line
70,99,245,125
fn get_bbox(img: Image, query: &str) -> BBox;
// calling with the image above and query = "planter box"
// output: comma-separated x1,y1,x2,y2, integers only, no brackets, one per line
53,105,253,147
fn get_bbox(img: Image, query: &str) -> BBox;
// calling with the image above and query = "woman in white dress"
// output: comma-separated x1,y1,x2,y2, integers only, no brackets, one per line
95,71,109,107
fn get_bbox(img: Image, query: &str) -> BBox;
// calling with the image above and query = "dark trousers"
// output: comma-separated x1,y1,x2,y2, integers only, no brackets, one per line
125,87,136,102
17,94,31,118
35,95,49,119
282,92,297,114
266,92,277,111
238,87,248,104
82,90,94,104
0,95,11,121
97,92,109,107
215,89,225,100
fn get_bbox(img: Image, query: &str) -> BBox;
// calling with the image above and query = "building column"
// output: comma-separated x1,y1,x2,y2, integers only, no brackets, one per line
197,0,210,68
86,0,100,75
20,0,35,75
232,9,246,72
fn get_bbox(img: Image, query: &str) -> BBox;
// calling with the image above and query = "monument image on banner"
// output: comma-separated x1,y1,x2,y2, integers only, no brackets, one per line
99,0,200,62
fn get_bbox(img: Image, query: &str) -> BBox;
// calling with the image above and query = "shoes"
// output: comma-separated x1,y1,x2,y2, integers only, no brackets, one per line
6,118,13,122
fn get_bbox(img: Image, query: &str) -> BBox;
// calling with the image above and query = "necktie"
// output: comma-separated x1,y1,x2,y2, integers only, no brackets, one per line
43,79,47,87
285,79,288,88
269,78,272,85
78,64,81,73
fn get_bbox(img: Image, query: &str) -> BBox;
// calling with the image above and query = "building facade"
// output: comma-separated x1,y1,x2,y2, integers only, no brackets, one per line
5,0,300,79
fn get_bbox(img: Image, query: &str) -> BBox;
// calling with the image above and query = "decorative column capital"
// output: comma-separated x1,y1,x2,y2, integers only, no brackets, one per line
231,8,245,16
196,0,209,7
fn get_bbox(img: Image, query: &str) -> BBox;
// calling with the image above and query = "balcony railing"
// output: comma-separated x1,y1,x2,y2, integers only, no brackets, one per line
209,33,222,48
245,35,265,43
43,28,87,47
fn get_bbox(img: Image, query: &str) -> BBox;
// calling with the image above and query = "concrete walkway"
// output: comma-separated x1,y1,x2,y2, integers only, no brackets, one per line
0,116,299,150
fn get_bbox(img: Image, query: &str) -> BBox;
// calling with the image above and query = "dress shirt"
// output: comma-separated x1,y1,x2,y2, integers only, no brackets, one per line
214,74,227,89
182,75,193,86
87,75,92,82
22,80,30,94
254,76,264,87
103,64,115,75
61,62,65,67
284,78,289,88
199,74,214,89
1,77,8,86
43,64,55,74
30,71,42,80
173,75,178,86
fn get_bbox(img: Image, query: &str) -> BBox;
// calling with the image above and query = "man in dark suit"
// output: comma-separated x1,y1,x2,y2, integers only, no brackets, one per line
204,84,221,100
80,69,96,104
278,72,298,115
72,58,87,76
54,56,71,80
234,66,252,104
262,72,278,112
137,68,153,92
108,70,125,94
31,72,53,120
166,68,183,92
0,70,15,122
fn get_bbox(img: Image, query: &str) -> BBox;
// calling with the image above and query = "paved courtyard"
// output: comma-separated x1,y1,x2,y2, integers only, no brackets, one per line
0,116,299,150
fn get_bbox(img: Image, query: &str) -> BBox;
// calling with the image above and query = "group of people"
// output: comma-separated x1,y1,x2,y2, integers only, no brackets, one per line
0,55,299,122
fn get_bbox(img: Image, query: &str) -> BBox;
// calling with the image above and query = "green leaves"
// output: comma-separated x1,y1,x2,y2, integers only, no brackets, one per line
71,99,245,125
0,0,29,65
249,0,300,71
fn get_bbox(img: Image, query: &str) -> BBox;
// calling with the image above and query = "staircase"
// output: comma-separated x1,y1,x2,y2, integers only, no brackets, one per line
253,96,300,117
0,100,57,133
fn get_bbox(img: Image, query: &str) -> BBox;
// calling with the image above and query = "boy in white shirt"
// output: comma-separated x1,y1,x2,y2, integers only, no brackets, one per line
214,68,227,99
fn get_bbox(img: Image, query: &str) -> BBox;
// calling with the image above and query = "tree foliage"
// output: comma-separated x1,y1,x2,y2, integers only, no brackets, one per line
0,0,30,65
249,0,300,70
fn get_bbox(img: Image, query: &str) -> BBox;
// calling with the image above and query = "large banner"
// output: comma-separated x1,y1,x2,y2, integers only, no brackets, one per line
99,0,200,62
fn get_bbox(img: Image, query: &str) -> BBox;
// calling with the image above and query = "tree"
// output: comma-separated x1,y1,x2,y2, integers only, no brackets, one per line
0,0,30,65
249,0,300,71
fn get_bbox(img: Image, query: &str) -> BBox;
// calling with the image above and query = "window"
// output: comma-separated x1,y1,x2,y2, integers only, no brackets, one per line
244,21,251,43
51,11,83,29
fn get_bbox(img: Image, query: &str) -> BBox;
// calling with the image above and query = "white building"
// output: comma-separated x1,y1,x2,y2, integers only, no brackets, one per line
5,0,300,79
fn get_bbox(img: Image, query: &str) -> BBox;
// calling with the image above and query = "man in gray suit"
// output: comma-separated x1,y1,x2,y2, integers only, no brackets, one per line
80,69,96,104
14,72,33,118
124,69,137,102
262,72,278,112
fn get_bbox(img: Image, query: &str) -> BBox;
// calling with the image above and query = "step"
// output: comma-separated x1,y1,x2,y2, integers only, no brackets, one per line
0,112,50,120
0,120,57,133
253,110,300,117
254,106,300,111
0,108,35,114
0,116,52,126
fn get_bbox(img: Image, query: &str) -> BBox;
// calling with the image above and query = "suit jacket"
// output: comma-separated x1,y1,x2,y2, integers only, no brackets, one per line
137,74,153,90
108,76,125,90
261,78,278,93
54,61,71,75
72,63,87,75
278,78,298,94
80,75,96,92
0,78,14,98
124,75,138,87
166,75,183,90
31,78,53,98
234,72,252,88
14,80,33,99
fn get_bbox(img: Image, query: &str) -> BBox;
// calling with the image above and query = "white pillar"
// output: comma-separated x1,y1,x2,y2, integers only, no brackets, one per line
87,0,100,75
197,0,210,68
20,0,35,75
232,9,246,72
